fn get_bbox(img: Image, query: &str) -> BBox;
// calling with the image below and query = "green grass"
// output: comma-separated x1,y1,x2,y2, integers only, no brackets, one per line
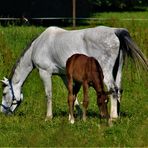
0,12,148,146
91,11,148,20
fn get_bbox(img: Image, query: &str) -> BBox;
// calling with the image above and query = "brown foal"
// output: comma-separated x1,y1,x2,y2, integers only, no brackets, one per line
66,54,110,124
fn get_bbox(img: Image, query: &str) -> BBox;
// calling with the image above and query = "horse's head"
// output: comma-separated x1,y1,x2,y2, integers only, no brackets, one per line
1,77,23,114
97,91,109,119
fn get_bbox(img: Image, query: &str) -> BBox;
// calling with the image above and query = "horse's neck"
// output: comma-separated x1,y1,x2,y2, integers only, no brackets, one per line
10,45,34,89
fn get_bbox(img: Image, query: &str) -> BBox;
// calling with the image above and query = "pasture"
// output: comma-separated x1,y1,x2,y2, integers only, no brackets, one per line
0,11,148,147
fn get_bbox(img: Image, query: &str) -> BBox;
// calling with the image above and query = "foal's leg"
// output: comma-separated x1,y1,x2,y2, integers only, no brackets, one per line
82,80,89,121
73,81,82,116
67,76,75,124
39,69,53,121
60,76,81,114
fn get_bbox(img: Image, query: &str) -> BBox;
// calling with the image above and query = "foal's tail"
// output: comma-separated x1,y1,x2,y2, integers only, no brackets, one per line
115,28,148,71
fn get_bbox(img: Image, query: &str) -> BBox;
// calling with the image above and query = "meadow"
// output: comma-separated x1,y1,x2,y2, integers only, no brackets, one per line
0,11,148,147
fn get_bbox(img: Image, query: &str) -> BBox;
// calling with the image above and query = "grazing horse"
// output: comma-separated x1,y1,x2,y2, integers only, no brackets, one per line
1,26,148,121
66,54,110,124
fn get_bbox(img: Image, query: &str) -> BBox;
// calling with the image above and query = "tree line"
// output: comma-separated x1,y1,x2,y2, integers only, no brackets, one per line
88,0,148,11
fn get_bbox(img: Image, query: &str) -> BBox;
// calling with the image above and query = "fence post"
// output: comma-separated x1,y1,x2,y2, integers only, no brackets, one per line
72,0,76,28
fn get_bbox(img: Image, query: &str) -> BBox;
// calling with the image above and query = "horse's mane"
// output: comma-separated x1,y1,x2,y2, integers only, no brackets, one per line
9,37,36,79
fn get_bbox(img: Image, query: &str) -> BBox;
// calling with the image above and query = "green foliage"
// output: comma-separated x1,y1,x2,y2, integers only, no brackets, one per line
0,14,148,146
88,0,148,11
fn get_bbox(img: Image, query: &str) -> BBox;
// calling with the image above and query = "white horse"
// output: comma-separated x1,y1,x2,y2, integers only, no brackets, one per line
1,26,148,121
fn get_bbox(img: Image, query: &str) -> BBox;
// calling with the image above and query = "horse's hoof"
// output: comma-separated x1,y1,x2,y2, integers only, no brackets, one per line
108,118,117,126
45,116,53,121
108,119,113,127
110,117,118,122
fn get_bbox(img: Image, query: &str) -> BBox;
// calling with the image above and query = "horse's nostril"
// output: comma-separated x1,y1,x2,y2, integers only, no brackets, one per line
101,115,106,119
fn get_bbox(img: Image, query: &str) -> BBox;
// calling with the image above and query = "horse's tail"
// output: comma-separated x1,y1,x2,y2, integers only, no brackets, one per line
115,28,148,71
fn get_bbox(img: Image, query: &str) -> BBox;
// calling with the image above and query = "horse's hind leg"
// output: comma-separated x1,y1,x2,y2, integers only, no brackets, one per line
39,69,53,121
115,50,123,116
104,75,118,120
109,50,123,121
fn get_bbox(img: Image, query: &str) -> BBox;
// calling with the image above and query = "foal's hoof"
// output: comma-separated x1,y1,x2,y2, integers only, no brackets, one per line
45,116,53,122
69,118,75,124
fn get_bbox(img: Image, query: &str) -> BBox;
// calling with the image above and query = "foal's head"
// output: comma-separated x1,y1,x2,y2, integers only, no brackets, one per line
97,92,109,119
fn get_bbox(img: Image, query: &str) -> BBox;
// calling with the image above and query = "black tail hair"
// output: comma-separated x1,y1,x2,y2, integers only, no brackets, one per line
115,28,148,71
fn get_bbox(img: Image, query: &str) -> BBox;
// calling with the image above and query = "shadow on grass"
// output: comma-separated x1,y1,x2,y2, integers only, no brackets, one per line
120,111,133,118
53,109,99,120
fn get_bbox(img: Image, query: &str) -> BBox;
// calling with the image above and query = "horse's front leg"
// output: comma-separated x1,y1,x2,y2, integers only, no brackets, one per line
39,69,53,121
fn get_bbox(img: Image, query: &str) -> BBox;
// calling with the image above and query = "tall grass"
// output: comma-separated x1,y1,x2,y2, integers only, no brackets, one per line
0,13,148,146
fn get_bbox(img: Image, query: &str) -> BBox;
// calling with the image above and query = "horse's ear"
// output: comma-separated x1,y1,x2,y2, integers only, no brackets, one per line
1,77,9,85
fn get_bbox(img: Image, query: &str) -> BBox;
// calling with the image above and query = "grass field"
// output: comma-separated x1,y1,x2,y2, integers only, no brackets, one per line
0,11,148,147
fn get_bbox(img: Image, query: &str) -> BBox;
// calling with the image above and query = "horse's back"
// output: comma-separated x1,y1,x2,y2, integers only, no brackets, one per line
32,26,121,76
